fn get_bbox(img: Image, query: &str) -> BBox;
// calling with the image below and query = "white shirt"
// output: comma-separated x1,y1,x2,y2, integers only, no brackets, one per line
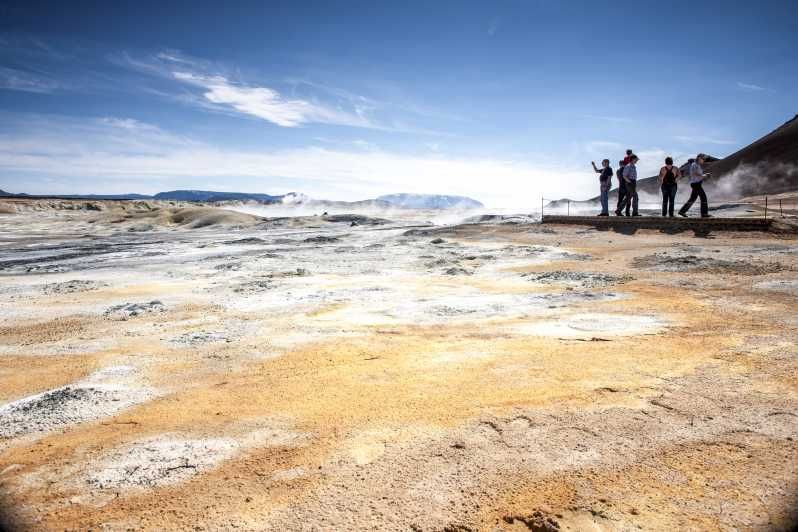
689,162,704,184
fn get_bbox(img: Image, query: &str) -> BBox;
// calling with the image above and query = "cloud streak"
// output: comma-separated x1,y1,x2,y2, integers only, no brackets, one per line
736,81,769,92
674,135,737,146
0,66,61,93
172,71,372,128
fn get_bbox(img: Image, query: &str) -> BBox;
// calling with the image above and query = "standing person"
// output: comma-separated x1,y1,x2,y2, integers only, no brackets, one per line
591,159,613,216
618,154,640,216
658,156,680,217
678,153,711,218
614,159,628,216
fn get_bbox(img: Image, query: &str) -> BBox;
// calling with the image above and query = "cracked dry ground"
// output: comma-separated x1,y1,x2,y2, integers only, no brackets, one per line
0,213,797,531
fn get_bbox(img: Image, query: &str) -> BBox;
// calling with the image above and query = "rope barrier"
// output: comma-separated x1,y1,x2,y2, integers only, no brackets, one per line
539,196,796,218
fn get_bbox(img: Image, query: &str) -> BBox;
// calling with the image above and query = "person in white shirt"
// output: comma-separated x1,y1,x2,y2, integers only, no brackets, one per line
618,154,640,216
678,153,711,218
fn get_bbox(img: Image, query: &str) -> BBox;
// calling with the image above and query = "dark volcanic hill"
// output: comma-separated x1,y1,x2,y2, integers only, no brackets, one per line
552,114,798,208
634,114,798,200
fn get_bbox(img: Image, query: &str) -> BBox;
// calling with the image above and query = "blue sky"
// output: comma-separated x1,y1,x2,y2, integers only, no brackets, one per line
0,0,796,206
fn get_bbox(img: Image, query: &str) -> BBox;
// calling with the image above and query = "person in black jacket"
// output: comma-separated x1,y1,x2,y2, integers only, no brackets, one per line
591,159,613,216
614,159,628,216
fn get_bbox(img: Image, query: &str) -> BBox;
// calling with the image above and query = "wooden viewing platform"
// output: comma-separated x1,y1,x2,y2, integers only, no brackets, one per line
541,215,773,232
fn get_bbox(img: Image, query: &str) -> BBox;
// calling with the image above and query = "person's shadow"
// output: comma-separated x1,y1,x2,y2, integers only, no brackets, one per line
659,226,715,238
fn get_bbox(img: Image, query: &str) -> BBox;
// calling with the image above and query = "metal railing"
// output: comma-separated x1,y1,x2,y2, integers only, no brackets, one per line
540,195,797,219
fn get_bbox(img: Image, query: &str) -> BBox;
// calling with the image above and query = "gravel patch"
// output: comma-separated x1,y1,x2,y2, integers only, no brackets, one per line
40,279,108,295
522,271,633,288
103,300,166,320
84,436,239,489
753,279,798,293
633,253,788,275
170,331,230,346
0,366,152,442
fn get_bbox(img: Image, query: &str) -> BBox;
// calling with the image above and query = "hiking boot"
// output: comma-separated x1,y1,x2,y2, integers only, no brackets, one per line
614,210,622,216
632,213,641,216
598,212,608,217
701,214,713,218
678,212,688,218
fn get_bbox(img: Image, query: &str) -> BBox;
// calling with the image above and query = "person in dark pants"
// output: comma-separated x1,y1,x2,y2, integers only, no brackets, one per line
679,153,711,218
658,156,680,217
591,159,613,216
618,154,640,216
614,159,628,216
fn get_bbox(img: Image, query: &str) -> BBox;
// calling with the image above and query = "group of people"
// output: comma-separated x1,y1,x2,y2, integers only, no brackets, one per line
590,149,711,218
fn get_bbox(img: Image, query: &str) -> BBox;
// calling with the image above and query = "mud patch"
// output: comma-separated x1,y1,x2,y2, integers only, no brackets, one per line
304,235,340,244
103,301,166,320
502,510,560,531
40,279,109,295
502,245,590,262
754,279,798,293
170,331,230,346
633,253,787,275
0,316,90,346
0,366,152,442
512,312,663,338
232,279,274,294
81,421,309,492
84,436,238,489
522,271,633,288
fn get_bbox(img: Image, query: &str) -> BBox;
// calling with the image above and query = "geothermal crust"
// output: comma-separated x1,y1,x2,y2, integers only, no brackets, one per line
0,201,796,531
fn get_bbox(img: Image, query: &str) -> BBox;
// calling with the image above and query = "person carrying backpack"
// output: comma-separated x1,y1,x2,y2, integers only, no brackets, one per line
614,159,628,216
658,156,680,217
591,159,613,216
678,153,712,218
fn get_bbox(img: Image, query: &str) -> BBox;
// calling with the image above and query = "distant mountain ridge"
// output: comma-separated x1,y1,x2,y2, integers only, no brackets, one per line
152,190,284,203
0,188,484,210
377,193,484,209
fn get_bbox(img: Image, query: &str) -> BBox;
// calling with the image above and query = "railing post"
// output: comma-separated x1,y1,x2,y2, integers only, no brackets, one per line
779,199,783,217
567,199,570,217
764,196,768,219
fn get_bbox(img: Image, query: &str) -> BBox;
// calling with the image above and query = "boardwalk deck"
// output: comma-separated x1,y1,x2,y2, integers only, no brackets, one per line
541,215,773,232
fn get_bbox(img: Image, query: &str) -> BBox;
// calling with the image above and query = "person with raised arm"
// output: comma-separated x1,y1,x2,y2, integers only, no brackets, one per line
591,159,613,216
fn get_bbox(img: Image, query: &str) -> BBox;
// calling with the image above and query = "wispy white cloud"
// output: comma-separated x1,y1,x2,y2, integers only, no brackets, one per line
583,114,633,124
0,66,61,93
736,81,769,92
171,71,372,128
584,140,623,155
114,50,451,135
674,135,737,146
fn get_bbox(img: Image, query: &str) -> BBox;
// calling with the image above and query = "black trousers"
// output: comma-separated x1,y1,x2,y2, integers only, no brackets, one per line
680,182,708,216
617,181,638,215
661,183,677,216
615,180,629,215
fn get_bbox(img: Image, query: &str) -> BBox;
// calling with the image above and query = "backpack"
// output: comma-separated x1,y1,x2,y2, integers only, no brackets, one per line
663,166,676,185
